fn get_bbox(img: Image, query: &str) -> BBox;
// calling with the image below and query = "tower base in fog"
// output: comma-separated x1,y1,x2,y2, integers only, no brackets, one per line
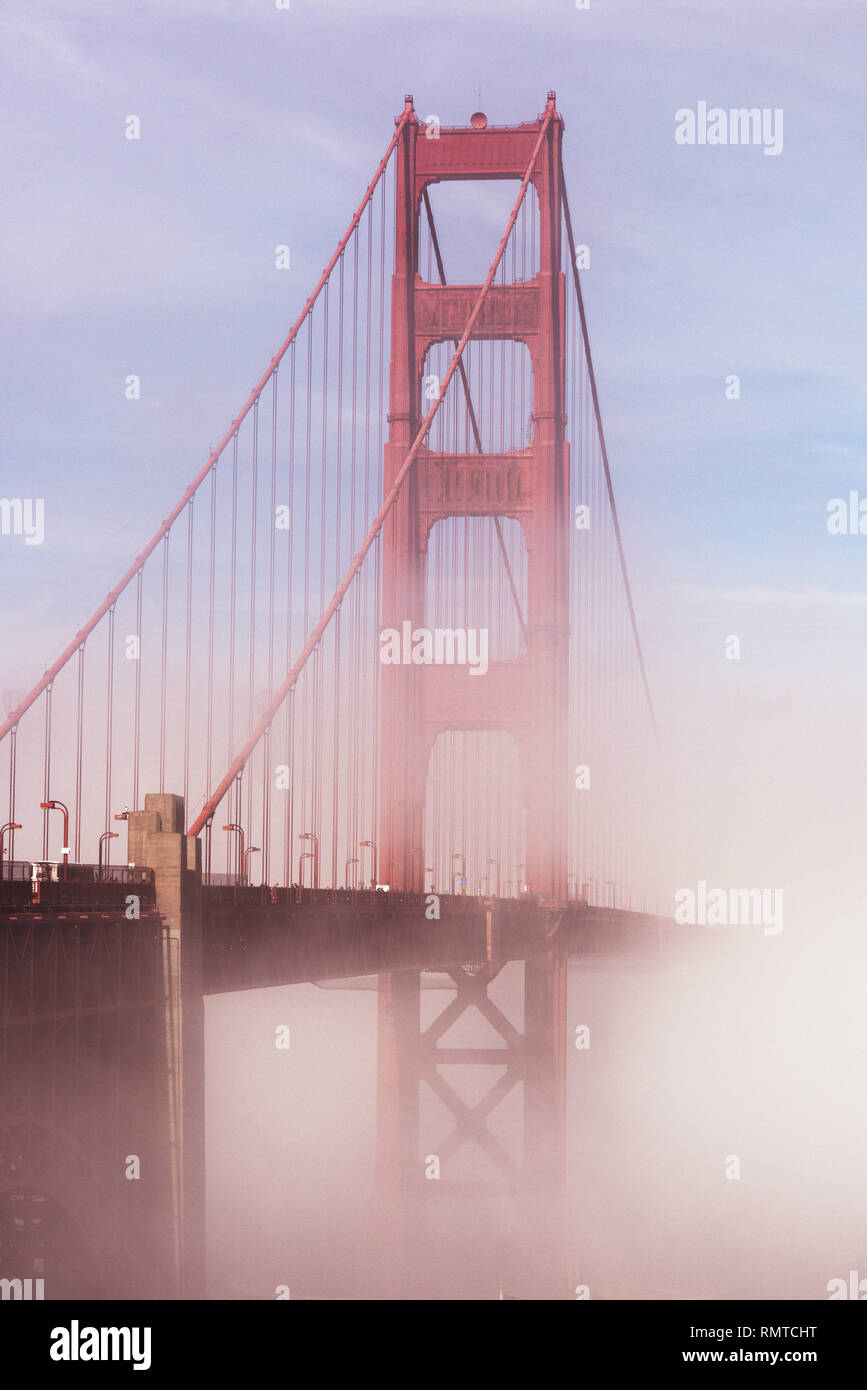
375,934,568,1299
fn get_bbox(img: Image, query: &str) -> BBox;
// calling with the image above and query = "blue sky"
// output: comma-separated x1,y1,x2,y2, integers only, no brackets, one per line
2,0,865,671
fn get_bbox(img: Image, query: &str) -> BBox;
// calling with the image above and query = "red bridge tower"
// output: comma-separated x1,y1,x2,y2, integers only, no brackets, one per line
379,93,570,905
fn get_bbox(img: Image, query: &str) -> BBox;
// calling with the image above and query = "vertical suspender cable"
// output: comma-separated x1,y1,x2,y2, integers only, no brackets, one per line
206,467,217,818
159,533,170,794
7,728,17,874
247,399,259,848
74,644,85,859
372,168,387,880
349,229,360,868
184,500,194,815
42,686,52,858
228,433,239,764
227,434,238,872
133,570,143,812
332,252,345,889
284,342,296,889
105,605,115,848
264,368,278,886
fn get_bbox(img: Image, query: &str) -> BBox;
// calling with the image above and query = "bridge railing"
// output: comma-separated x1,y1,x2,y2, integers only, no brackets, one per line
1,859,34,882
200,883,552,912
0,863,156,913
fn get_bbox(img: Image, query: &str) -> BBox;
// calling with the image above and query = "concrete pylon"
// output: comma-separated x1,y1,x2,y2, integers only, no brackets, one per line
128,793,204,1299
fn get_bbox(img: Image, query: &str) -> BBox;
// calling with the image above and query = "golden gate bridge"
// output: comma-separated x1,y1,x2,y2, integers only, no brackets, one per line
0,94,673,1301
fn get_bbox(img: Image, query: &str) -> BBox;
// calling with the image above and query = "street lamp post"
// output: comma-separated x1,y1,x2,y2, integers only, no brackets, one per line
298,850,314,889
344,856,359,889
243,847,260,885
222,822,245,886
98,831,119,879
299,832,319,889
360,839,377,890
486,858,501,898
40,801,69,879
204,814,214,880
0,822,21,880
114,810,131,871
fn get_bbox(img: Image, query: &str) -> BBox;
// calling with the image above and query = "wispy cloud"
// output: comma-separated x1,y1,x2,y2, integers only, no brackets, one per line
0,11,104,83
672,583,867,608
